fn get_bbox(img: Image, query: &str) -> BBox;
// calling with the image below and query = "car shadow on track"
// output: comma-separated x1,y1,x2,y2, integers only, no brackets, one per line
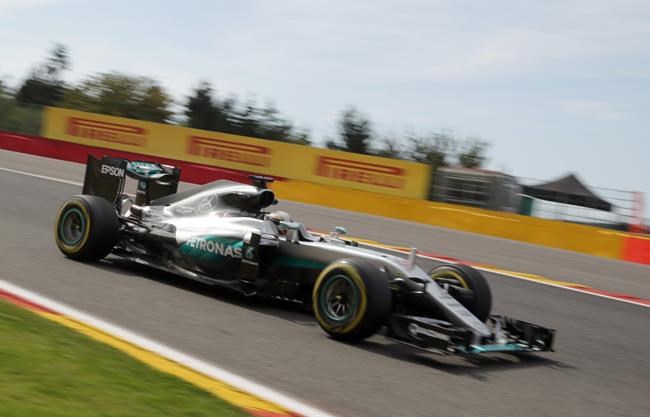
90,256,574,375
352,338,576,379
94,256,317,325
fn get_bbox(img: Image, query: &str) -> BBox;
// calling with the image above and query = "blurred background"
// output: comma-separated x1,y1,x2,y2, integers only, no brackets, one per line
1,0,648,231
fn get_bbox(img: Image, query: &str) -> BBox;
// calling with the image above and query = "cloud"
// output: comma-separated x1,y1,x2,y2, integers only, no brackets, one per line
559,99,627,120
199,0,650,87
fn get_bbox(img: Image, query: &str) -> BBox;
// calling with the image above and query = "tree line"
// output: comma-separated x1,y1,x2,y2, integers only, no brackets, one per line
1,44,489,172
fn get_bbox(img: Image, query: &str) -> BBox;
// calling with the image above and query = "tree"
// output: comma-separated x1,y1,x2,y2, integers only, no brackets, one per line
138,84,175,123
289,129,311,145
44,43,69,79
232,97,262,138
15,43,70,107
61,72,173,123
15,78,64,107
457,137,489,168
185,82,242,133
327,107,373,154
408,131,455,172
0,80,42,135
256,103,291,141
0,80,9,101
404,131,490,170
373,136,404,159
229,98,310,144
0,81,15,124
185,81,221,131
184,85,309,144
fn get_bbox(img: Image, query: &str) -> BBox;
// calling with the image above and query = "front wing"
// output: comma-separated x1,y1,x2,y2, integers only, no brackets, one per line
386,314,555,355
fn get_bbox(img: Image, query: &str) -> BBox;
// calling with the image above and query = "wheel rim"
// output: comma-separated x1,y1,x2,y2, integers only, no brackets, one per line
320,274,359,323
59,208,85,246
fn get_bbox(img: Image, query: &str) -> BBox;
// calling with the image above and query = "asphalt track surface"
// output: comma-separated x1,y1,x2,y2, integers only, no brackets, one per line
1,150,649,417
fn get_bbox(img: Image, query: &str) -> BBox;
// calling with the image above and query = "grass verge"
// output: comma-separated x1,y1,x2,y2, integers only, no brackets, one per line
0,299,248,417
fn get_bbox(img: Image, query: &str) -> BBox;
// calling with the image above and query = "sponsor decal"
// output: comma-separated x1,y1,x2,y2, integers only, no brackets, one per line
100,164,125,177
315,156,406,189
183,237,243,259
187,136,271,167
66,117,147,146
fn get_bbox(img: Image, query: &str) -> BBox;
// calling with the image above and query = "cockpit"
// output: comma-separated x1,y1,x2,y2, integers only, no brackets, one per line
144,178,323,243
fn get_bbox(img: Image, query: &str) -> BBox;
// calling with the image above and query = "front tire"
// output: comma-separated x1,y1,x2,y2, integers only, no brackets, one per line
429,264,492,322
313,259,392,342
54,195,119,261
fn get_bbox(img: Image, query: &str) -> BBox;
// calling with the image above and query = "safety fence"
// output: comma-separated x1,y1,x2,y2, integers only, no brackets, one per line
517,177,645,232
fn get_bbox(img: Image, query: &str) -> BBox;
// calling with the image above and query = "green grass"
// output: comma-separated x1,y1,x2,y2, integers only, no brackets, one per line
0,300,249,417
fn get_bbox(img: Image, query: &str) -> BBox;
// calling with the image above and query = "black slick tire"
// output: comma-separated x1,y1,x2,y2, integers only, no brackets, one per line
313,258,392,342
429,264,492,322
54,195,119,261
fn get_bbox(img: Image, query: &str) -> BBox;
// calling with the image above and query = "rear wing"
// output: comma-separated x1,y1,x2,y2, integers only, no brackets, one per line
82,154,181,206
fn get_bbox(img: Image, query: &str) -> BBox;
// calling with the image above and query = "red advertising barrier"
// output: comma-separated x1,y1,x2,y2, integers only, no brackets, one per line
0,131,258,184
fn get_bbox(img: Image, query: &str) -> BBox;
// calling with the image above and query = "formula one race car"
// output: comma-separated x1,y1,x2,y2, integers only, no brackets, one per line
54,155,555,355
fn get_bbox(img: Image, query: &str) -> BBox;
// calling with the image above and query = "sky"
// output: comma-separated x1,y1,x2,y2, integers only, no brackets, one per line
1,0,649,218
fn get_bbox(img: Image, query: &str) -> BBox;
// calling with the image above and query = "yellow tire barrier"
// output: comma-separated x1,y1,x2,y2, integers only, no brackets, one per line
271,179,625,260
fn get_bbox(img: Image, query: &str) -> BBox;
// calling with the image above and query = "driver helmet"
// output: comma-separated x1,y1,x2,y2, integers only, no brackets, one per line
268,210,291,224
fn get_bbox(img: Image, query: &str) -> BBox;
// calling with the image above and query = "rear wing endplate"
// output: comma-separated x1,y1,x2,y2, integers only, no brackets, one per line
82,154,181,206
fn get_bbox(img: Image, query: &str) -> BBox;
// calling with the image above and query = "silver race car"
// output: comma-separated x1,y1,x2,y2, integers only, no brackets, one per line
54,155,555,355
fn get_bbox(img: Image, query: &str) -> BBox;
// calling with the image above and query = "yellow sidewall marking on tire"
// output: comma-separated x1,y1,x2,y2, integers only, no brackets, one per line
313,262,368,334
431,268,469,289
54,199,91,254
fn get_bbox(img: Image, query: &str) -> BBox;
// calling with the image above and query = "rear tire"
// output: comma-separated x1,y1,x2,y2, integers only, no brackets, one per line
54,195,119,261
313,259,392,342
429,264,492,322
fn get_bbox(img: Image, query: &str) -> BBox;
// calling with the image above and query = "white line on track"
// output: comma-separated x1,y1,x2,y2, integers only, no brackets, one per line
0,279,338,417
362,244,650,309
474,265,650,308
0,166,83,186
2,163,648,309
